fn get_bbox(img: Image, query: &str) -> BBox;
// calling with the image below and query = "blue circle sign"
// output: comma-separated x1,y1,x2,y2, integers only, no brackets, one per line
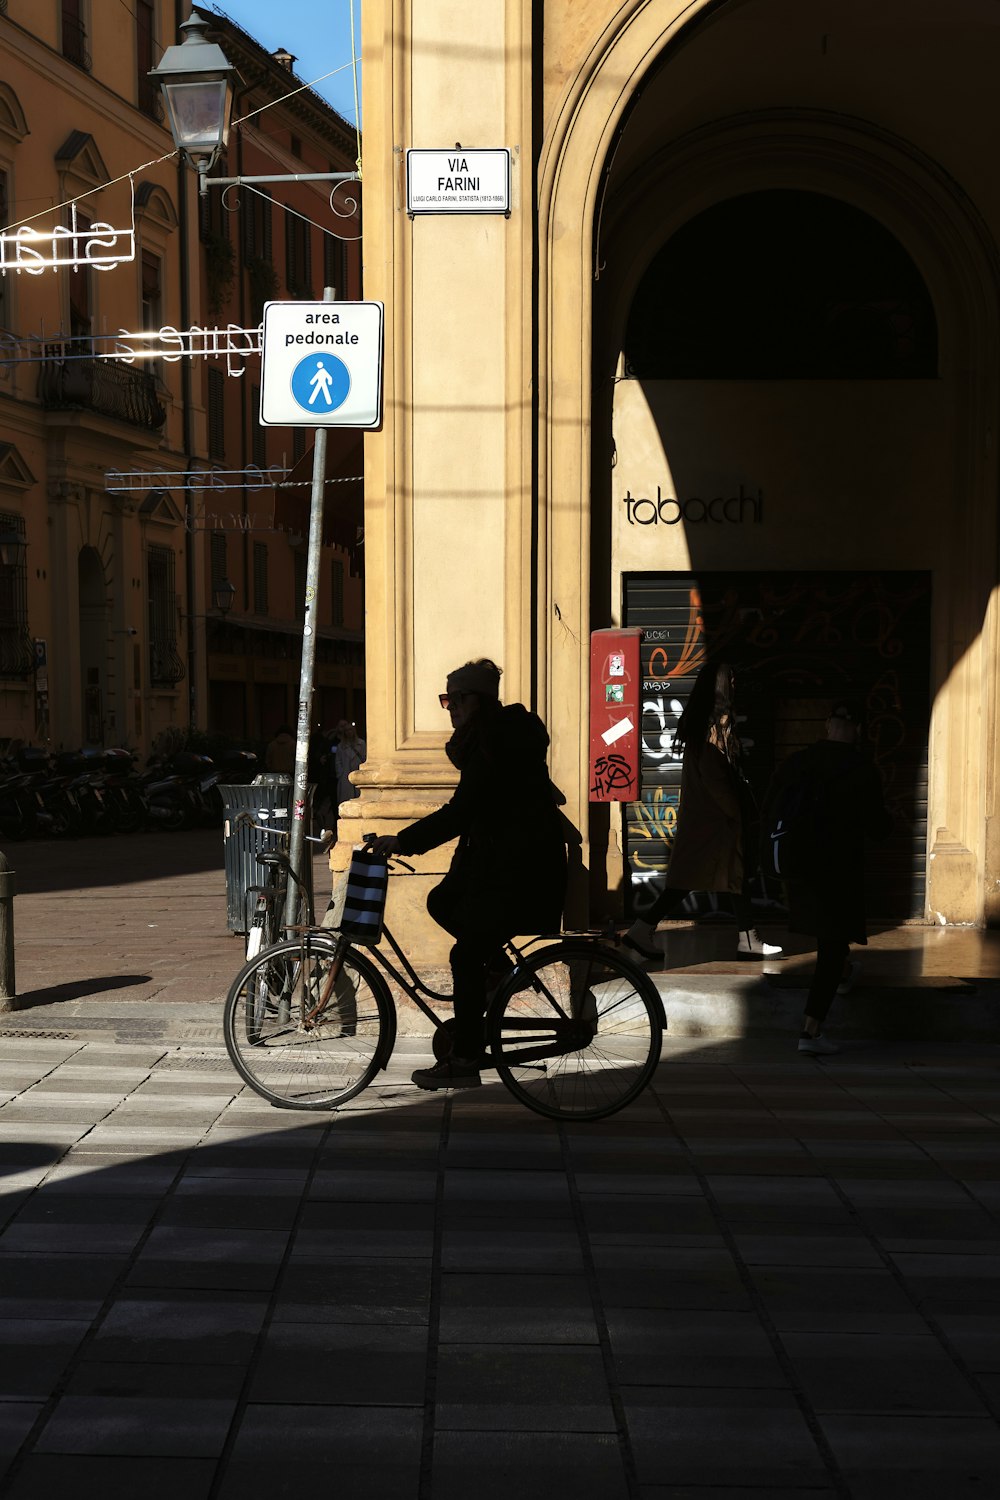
290,353,351,413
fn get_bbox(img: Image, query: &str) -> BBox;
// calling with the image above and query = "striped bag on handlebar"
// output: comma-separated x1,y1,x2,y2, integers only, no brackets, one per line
339,849,389,944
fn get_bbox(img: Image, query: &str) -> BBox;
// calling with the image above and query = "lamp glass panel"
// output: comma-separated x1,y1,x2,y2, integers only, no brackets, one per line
163,79,230,152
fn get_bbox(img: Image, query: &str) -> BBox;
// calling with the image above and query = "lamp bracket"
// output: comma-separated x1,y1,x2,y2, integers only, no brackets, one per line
200,170,361,198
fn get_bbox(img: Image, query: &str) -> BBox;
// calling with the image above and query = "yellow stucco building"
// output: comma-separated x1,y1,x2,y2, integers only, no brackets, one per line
347,0,1000,952
0,3,363,760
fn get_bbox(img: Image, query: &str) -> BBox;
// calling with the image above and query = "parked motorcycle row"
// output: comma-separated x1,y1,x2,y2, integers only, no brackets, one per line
0,746,259,840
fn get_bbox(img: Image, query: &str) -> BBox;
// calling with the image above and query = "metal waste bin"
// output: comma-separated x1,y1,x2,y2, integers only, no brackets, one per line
219,775,314,933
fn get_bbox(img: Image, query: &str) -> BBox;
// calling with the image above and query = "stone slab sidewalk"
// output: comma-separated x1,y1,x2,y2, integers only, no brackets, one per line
0,830,998,1494
1,1023,999,1497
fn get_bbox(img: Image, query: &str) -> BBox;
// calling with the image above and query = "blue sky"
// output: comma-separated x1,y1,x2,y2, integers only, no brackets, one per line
201,1,362,128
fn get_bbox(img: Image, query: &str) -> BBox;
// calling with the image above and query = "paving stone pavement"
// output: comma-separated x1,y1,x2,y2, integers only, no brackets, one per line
1,832,999,1493
0,1025,999,1497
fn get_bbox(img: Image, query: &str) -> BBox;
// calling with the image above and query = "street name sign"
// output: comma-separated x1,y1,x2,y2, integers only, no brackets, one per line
406,149,511,215
259,300,384,428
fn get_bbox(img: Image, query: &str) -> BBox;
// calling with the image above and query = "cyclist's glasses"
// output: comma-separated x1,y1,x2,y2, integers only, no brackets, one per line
438,692,468,710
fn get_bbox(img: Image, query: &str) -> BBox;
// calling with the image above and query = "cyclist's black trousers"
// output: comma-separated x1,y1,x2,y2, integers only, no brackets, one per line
427,877,513,1059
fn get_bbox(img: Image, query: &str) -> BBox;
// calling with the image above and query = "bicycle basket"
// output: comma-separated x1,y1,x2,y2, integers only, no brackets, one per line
338,849,389,944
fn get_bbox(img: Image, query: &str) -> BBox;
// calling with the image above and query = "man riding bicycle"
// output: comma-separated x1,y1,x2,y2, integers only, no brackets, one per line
371,658,567,1090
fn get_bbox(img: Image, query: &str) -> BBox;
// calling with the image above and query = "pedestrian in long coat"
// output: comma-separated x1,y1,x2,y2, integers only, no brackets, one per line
624,659,781,963
371,658,567,1090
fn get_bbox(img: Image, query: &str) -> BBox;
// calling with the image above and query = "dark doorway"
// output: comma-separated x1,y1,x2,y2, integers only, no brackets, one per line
623,570,930,921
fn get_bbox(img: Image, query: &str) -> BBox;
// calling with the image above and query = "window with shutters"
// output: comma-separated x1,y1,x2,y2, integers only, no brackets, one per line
200,151,229,242
0,173,8,331
147,545,184,685
331,558,344,626
243,188,272,262
286,214,312,298
253,542,269,616
0,511,32,678
68,212,93,338
251,383,266,469
141,250,162,380
322,233,347,298
211,531,228,596
136,0,160,118
293,550,306,620
244,189,275,321
208,367,225,459
62,0,90,70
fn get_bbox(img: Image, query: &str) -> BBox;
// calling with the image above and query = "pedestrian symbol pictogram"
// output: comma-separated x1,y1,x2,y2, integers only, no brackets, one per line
291,354,350,413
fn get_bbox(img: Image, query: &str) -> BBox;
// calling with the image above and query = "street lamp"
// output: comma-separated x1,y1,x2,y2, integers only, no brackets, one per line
0,530,26,571
213,575,236,618
151,13,360,198
148,14,234,188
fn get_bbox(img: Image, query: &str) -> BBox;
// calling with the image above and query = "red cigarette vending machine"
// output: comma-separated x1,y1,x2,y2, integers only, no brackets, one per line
589,628,642,801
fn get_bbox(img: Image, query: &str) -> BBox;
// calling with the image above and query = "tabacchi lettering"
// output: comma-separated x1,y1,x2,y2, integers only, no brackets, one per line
622,485,763,526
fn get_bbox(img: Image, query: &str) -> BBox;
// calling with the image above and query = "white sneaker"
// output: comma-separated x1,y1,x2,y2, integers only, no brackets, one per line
622,920,662,962
798,1033,839,1056
837,961,861,995
736,928,784,958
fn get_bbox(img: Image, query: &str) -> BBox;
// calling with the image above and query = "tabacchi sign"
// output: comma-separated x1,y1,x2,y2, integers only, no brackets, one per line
622,485,763,526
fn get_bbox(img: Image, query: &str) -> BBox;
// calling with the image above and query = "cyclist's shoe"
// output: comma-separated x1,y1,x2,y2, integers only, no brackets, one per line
411,1057,482,1091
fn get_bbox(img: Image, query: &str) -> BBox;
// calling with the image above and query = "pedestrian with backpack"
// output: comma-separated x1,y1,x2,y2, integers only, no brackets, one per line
761,699,892,1055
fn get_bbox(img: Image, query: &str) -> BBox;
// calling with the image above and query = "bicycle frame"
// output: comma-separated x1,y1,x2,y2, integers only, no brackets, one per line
291,848,622,1043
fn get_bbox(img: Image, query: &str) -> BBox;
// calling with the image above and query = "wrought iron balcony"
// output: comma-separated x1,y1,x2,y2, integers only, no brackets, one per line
150,633,186,686
39,350,166,431
0,625,35,678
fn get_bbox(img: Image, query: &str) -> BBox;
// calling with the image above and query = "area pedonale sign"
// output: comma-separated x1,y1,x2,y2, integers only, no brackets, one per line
259,300,384,429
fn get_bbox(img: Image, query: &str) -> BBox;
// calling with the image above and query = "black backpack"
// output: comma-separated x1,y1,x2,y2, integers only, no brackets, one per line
762,754,853,883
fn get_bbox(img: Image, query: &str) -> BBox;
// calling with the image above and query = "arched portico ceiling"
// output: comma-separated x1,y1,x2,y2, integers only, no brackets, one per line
594,109,1000,380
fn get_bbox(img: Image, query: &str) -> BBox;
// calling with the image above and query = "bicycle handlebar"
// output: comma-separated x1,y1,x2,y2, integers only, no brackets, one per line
361,831,415,873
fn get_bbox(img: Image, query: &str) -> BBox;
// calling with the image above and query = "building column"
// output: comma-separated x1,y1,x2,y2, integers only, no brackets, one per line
344,0,533,958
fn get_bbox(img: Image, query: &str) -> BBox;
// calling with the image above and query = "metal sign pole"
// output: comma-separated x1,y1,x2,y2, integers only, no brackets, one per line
282,285,335,933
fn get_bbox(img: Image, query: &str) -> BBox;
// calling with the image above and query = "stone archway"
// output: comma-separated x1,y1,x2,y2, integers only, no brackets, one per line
538,11,1000,922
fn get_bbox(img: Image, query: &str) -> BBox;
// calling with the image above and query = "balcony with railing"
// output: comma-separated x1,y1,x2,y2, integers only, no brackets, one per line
39,350,166,431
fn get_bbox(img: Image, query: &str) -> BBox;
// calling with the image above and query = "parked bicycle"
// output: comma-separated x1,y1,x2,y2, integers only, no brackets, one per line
238,814,335,959
223,842,664,1122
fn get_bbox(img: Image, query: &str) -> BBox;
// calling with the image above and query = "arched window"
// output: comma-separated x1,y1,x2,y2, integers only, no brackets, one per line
624,190,938,379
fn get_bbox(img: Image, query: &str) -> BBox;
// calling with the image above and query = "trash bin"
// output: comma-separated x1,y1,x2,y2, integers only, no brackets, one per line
219,775,314,933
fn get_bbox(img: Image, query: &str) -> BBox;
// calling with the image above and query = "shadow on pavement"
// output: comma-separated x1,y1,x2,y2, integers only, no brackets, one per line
11,977,153,1009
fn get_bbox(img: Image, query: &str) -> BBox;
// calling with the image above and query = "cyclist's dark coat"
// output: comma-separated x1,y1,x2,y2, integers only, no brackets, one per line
395,701,567,934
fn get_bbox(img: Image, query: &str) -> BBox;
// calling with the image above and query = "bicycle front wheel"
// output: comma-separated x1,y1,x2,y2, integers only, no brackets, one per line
487,940,663,1121
223,934,394,1110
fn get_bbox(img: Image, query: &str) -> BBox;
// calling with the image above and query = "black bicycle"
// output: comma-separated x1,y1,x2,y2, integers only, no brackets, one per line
222,850,664,1122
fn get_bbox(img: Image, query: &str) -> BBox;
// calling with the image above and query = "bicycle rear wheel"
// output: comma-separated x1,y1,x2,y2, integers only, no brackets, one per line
223,933,394,1109
487,940,663,1121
